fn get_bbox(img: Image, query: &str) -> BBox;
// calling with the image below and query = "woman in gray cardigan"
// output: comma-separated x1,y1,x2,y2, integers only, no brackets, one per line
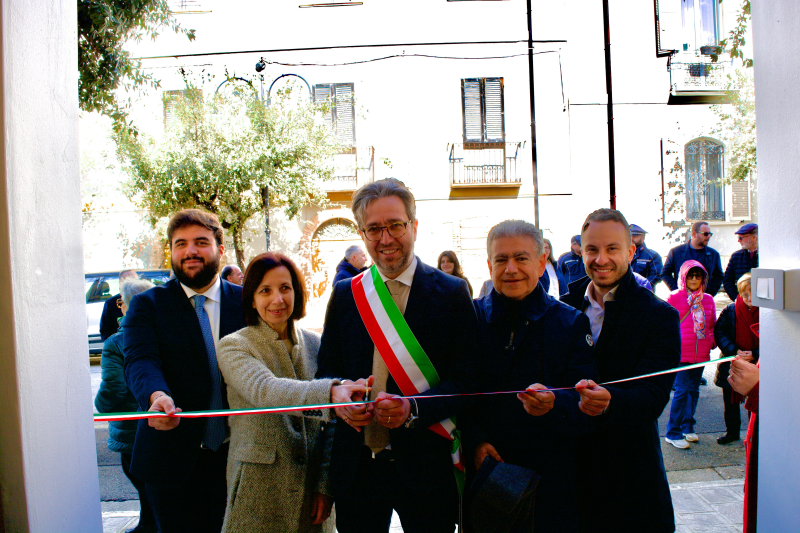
217,253,364,533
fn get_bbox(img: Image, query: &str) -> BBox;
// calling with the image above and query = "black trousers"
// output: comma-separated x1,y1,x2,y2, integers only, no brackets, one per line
145,444,228,533
120,453,157,530
722,387,743,437
335,447,458,533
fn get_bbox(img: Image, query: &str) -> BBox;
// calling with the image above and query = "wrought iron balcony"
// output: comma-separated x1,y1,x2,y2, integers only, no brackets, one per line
668,51,732,105
449,142,522,187
321,146,375,192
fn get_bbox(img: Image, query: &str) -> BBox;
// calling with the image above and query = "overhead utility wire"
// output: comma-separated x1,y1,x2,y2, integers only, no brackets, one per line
261,50,563,67
134,39,567,60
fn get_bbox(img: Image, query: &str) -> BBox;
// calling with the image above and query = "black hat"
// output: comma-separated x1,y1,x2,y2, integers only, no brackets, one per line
468,456,541,532
630,224,647,235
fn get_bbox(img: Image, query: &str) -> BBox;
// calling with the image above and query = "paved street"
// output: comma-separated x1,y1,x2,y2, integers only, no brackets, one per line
92,356,748,532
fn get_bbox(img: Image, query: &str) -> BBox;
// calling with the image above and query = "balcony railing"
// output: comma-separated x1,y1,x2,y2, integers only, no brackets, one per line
669,51,731,96
321,146,375,193
449,142,522,187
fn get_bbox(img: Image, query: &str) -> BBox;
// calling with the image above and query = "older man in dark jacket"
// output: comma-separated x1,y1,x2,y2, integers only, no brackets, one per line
331,244,368,287
723,223,758,301
563,208,681,533
463,220,596,533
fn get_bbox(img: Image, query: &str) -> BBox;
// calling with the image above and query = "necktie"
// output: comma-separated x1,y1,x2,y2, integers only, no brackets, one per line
365,279,405,453
193,295,226,451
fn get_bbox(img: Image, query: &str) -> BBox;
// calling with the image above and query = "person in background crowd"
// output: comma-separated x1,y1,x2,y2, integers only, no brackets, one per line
477,278,493,299
99,269,138,341
630,224,663,289
541,238,567,298
562,208,680,532
437,250,473,297
123,209,246,533
664,261,717,449
724,224,759,301
661,221,724,296
95,278,158,533
332,244,368,286
557,235,586,286
729,347,760,533
316,178,480,533
714,273,758,446
216,252,365,533
220,264,244,285
464,220,596,532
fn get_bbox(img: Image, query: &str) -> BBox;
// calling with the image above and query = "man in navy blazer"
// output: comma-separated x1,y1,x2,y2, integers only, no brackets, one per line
316,179,480,533
124,209,245,533
562,209,680,533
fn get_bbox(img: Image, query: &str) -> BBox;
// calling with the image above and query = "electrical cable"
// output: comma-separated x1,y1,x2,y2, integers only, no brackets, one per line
260,49,560,67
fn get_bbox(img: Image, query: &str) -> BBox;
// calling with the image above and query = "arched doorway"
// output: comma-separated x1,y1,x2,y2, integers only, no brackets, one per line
310,217,361,301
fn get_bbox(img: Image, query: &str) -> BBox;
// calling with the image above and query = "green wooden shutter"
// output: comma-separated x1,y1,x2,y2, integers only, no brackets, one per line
483,78,505,142
313,84,334,131
335,83,355,147
462,79,483,142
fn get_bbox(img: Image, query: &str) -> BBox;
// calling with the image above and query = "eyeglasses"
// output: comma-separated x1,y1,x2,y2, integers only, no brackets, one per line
686,272,704,279
698,232,713,237
361,221,411,242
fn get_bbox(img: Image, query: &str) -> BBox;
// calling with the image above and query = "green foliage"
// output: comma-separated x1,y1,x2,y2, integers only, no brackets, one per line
711,69,756,184
114,72,340,268
78,0,195,125
710,0,752,68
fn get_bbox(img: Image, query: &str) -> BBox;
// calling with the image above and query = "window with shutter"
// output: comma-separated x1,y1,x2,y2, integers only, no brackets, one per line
685,138,725,221
731,178,751,220
313,82,355,147
461,78,505,145
163,90,188,129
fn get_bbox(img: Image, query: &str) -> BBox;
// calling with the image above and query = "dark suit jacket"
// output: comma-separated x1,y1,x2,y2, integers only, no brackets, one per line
123,278,245,484
562,269,681,533
661,242,723,296
316,258,480,498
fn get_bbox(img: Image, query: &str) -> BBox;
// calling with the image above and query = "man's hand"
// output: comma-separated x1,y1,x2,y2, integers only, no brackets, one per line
474,442,504,471
330,382,367,404
729,357,759,396
333,376,375,432
576,379,611,416
148,391,181,431
310,492,333,525
374,391,410,429
517,383,555,416
736,350,755,363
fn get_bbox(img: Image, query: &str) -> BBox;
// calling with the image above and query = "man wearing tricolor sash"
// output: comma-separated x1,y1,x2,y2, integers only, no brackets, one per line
462,220,598,532
316,179,480,533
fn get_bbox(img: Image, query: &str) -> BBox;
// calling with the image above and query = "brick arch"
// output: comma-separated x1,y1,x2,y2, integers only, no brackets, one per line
297,208,358,292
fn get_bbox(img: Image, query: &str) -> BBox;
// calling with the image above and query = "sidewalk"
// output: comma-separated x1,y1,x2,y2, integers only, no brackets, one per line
101,475,745,533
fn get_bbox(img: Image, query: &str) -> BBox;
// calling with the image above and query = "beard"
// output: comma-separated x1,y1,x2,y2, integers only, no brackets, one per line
373,246,414,277
173,254,221,291
588,261,627,289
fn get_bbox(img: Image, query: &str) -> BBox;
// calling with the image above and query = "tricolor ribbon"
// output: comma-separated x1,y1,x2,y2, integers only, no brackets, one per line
94,355,736,423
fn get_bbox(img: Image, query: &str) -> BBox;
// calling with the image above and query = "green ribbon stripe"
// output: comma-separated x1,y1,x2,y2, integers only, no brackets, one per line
370,266,441,388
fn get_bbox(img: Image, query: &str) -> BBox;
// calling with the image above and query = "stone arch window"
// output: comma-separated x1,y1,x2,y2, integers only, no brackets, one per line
309,218,360,299
685,138,725,221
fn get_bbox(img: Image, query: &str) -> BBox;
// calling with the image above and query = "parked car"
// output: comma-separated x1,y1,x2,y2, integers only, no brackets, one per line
86,269,171,355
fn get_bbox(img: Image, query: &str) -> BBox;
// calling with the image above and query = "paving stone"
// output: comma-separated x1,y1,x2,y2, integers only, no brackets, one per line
671,490,714,513
676,510,729,528
715,465,746,480
668,468,723,484
694,486,742,504
714,502,745,525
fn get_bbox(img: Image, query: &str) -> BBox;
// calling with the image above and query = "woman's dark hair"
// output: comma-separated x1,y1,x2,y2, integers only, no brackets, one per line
242,252,307,327
542,238,557,268
437,250,465,278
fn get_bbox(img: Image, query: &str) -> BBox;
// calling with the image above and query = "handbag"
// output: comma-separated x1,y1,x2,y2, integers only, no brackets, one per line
468,456,541,533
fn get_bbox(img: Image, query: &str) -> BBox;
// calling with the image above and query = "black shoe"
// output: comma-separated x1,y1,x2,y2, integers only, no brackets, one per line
700,377,708,386
717,434,740,445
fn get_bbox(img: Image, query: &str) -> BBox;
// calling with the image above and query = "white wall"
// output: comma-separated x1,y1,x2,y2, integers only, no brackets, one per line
0,0,102,531
751,2,800,530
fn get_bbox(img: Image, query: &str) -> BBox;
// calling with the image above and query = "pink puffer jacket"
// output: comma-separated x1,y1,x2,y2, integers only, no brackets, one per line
666,260,717,364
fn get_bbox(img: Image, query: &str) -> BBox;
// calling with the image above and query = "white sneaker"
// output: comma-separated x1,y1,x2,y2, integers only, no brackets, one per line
684,433,699,443
665,437,691,449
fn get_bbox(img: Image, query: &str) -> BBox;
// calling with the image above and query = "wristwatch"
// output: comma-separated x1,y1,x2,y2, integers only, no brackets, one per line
404,398,420,429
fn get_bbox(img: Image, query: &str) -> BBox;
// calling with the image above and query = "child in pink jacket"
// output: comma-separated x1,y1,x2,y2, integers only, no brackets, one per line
664,260,717,449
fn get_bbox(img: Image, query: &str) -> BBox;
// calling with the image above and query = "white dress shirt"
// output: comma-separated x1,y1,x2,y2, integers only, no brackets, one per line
583,281,619,344
181,276,222,352
376,256,417,310
544,262,560,298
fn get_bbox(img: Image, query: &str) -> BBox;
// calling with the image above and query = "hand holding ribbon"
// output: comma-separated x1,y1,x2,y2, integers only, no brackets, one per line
576,379,611,416
374,391,410,429
148,391,181,430
517,383,555,416
334,376,375,432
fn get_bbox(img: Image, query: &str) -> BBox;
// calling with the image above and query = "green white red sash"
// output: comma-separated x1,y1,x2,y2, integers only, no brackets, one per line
351,265,464,474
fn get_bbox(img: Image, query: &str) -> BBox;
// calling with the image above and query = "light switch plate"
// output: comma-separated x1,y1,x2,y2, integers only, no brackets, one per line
751,268,784,310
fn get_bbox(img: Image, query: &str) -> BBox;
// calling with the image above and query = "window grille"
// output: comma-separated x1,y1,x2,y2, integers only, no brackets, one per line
685,139,725,221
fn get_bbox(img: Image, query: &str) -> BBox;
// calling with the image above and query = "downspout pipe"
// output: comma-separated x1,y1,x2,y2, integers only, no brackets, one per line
527,0,540,227
603,0,617,209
